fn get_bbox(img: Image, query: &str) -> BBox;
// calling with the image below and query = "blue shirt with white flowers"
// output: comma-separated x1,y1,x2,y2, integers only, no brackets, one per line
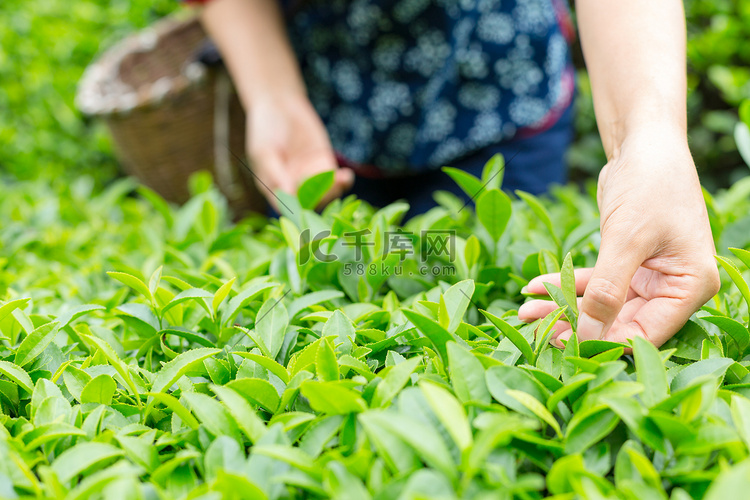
282,0,576,174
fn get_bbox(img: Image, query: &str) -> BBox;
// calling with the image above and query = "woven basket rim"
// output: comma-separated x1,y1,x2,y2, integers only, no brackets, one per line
76,13,207,117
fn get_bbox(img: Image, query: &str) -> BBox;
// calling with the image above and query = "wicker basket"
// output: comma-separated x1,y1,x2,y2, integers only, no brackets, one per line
76,14,266,215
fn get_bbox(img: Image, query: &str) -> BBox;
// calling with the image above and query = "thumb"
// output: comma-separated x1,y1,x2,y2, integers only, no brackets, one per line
578,238,643,341
251,149,295,213
334,167,355,192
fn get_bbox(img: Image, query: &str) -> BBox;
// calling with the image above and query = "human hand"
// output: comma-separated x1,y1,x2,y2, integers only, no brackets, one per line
518,126,720,347
247,93,354,210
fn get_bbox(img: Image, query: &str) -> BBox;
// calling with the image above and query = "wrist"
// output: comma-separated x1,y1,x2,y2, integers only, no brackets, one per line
595,91,687,158
241,74,307,108
605,115,688,161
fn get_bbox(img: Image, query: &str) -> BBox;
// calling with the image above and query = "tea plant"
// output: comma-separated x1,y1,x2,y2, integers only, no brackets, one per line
2,164,750,499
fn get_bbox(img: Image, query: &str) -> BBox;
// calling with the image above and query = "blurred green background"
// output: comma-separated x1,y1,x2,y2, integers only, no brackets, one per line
1,0,749,190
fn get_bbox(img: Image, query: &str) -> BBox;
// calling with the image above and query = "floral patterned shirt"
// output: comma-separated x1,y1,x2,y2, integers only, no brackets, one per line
195,0,576,174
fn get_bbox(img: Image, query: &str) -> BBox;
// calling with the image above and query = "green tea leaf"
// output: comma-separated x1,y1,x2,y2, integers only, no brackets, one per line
212,470,268,500
670,357,733,392
325,461,371,500
288,290,345,319
298,170,335,209
359,411,456,481
150,348,221,394
212,277,236,315
116,435,160,473
534,306,567,357
0,298,30,324
317,337,340,382
148,266,163,298
481,153,505,190
516,190,560,247
464,235,480,270
80,374,116,405
107,271,154,304
716,255,750,312
322,310,355,354
255,297,289,360
565,408,620,454
402,310,452,363
441,279,475,333
633,336,668,407
82,334,141,406
56,305,105,329
22,422,87,451
227,378,281,413
50,442,124,484
442,167,484,201
372,356,421,408
182,391,241,440
144,392,200,430
506,388,561,437
476,189,512,242
0,360,33,393
486,365,547,415
704,459,750,500
14,320,59,367
547,372,596,412
211,384,267,444
161,288,213,315
420,381,473,451
730,394,750,449
253,444,320,477
224,281,278,325
232,352,289,384
481,310,534,363
301,380,367,414
446,342,491,405
560,252,578,317
702,315,750,354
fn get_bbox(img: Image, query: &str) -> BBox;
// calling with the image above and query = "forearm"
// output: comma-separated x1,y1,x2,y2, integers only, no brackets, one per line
575,0,688,158
199,0,306,108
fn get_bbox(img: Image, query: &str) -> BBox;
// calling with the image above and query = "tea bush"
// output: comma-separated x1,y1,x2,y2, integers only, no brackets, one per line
0,0,177,184
3,163,750,499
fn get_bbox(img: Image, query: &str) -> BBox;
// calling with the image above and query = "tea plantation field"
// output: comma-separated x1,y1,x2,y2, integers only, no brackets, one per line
3,166,750,499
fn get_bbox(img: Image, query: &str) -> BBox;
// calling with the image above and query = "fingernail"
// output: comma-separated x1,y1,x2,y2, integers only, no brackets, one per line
553,331,571,348
577,313,605,340
520,286,529,295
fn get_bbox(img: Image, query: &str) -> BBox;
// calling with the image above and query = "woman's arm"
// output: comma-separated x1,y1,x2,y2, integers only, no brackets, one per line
519,0,720,346
199,0,353,206
576,0,687,156
200,0,305,109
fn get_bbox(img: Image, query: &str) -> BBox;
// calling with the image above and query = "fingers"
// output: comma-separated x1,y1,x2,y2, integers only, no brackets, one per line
515,299,572,347
525,268,639,301
252,147,353,210
250,150,295,212
609,272,715,347
547,320,572,345
577,239,646,341
527,269,594,296
518,297,583,322
554,329,573,348
335,167,355,192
